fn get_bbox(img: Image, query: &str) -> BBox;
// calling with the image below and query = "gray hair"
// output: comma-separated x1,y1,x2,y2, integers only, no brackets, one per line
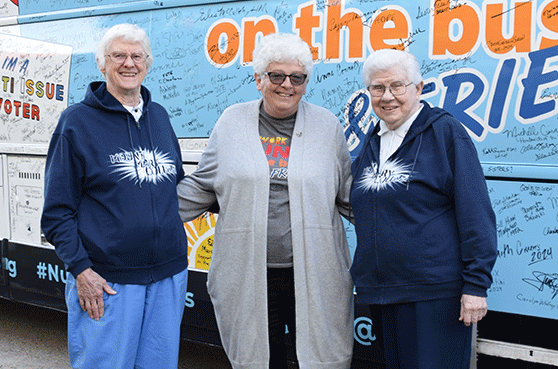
252,33,313,77
96,23,154,69
362,49,422,87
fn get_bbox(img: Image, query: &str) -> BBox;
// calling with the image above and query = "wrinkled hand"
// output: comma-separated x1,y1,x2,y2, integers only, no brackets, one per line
459,294,488,326
75,268,117,321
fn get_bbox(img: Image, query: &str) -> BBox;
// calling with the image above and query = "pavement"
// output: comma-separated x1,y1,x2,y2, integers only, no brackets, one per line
0,298,231,369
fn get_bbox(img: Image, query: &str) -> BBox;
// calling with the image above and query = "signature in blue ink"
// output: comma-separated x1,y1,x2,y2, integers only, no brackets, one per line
523,271,558,299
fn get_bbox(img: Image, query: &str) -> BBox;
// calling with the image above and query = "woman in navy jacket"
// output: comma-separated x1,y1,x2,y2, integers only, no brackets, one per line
350,49,498,369
41,24,188,369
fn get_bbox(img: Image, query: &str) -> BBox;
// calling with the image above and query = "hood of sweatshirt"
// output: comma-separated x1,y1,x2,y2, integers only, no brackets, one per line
82,81,151,113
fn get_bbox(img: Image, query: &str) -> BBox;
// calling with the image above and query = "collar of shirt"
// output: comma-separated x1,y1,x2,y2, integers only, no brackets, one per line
377,103,424,139
123,95,144,123
377,103,424,167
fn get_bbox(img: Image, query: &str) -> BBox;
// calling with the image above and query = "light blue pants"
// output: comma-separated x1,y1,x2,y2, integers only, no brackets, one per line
65,268,188,369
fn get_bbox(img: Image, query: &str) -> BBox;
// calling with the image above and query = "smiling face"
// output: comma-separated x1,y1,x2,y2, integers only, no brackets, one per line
98,38,148,105
368,67,423,131
255,61,308,119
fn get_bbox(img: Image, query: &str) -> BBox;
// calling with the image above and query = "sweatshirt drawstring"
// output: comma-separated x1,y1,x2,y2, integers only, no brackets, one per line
406,132,423,190
144,108,160,175
126,115,142,189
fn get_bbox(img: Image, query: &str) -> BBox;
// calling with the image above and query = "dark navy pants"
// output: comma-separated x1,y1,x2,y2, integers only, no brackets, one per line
374,296,472,369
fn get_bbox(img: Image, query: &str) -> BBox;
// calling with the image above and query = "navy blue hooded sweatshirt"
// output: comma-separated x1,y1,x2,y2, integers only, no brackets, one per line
41,82,188,284
350,102,497,305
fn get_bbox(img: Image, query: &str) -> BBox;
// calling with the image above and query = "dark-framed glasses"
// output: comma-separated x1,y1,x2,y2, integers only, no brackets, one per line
264,72,308,86
368,82,414,97
105,52,149,64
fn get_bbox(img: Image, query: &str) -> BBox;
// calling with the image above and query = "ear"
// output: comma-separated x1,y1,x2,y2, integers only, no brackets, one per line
415,81,424,97
97,58,106,75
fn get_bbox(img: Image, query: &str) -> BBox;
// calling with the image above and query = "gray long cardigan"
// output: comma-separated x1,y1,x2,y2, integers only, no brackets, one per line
178,99,354,369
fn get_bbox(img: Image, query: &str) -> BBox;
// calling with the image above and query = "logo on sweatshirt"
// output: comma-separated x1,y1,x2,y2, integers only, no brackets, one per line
357,159,412,192
109,147,177,185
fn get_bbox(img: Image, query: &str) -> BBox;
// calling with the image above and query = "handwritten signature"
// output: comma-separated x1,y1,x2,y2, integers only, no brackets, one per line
523,271,558,299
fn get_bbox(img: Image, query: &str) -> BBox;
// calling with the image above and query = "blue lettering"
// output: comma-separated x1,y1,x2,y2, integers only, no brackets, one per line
441,72,486,138
2,57,17,71
185,291,195,308
354,316,376,346
519,46,558,121
1,257,17,278
488,58,518,130
344,89,374,158
56,84,64,101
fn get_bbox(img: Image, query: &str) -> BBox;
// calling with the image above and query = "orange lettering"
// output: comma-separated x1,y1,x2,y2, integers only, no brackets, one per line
273,145,290,159
205,20,241,67
294,4,322,60
242,17,277,64
45,82,55,99
31,105,39,120
325,0,364,61
485,2,532,54
369,8,409,51
432,1,480,56
539,0,558,49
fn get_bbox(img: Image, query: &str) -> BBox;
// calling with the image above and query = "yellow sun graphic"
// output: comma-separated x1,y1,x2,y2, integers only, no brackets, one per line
184,212,217,271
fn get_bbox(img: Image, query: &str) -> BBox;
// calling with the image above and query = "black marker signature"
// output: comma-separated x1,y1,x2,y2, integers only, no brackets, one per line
523,271,558,299
491,0,532,18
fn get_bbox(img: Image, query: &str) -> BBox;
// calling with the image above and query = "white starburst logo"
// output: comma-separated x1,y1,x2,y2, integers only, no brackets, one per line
357,159,413,192
109,147,177,185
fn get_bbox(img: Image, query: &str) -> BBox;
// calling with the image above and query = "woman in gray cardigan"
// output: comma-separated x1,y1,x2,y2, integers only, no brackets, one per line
178,33,354,369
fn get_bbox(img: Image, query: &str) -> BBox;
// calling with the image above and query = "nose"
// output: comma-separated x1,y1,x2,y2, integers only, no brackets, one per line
280,76,294,88
381,87,395,100
122,55,135,66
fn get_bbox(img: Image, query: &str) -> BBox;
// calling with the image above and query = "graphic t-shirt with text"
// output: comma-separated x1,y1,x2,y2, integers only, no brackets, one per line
259,105,295,267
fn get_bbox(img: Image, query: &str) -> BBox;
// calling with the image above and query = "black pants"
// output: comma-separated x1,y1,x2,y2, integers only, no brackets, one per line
267,267,297,369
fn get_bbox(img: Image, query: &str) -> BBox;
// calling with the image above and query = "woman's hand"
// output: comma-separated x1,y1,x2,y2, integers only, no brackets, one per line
459,294,488,326
75,268,117,321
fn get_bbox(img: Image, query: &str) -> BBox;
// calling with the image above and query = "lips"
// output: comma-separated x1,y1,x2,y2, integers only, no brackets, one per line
276,91,293,97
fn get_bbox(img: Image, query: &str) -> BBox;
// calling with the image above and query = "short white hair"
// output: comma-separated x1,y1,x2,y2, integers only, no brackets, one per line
96,23,154,69
362,49,422,87
252,33,313,77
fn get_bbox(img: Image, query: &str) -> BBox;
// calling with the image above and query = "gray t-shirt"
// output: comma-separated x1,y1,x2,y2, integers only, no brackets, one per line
259,104,295,268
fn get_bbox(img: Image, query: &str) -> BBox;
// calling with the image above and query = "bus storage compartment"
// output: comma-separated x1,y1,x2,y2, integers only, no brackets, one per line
0,155,7,241
7,155,45,246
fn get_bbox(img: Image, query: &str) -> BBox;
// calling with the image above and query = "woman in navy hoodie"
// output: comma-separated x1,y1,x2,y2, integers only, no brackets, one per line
350,49,498,368
41,24,188,369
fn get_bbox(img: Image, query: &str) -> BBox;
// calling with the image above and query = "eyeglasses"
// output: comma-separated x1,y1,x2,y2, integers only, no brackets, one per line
264,72,308,86
105,52,149,64
368,82,414,97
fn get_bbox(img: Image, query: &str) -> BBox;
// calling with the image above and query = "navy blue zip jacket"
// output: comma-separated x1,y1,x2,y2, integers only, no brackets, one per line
350,102,497,305
41,82,188,284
